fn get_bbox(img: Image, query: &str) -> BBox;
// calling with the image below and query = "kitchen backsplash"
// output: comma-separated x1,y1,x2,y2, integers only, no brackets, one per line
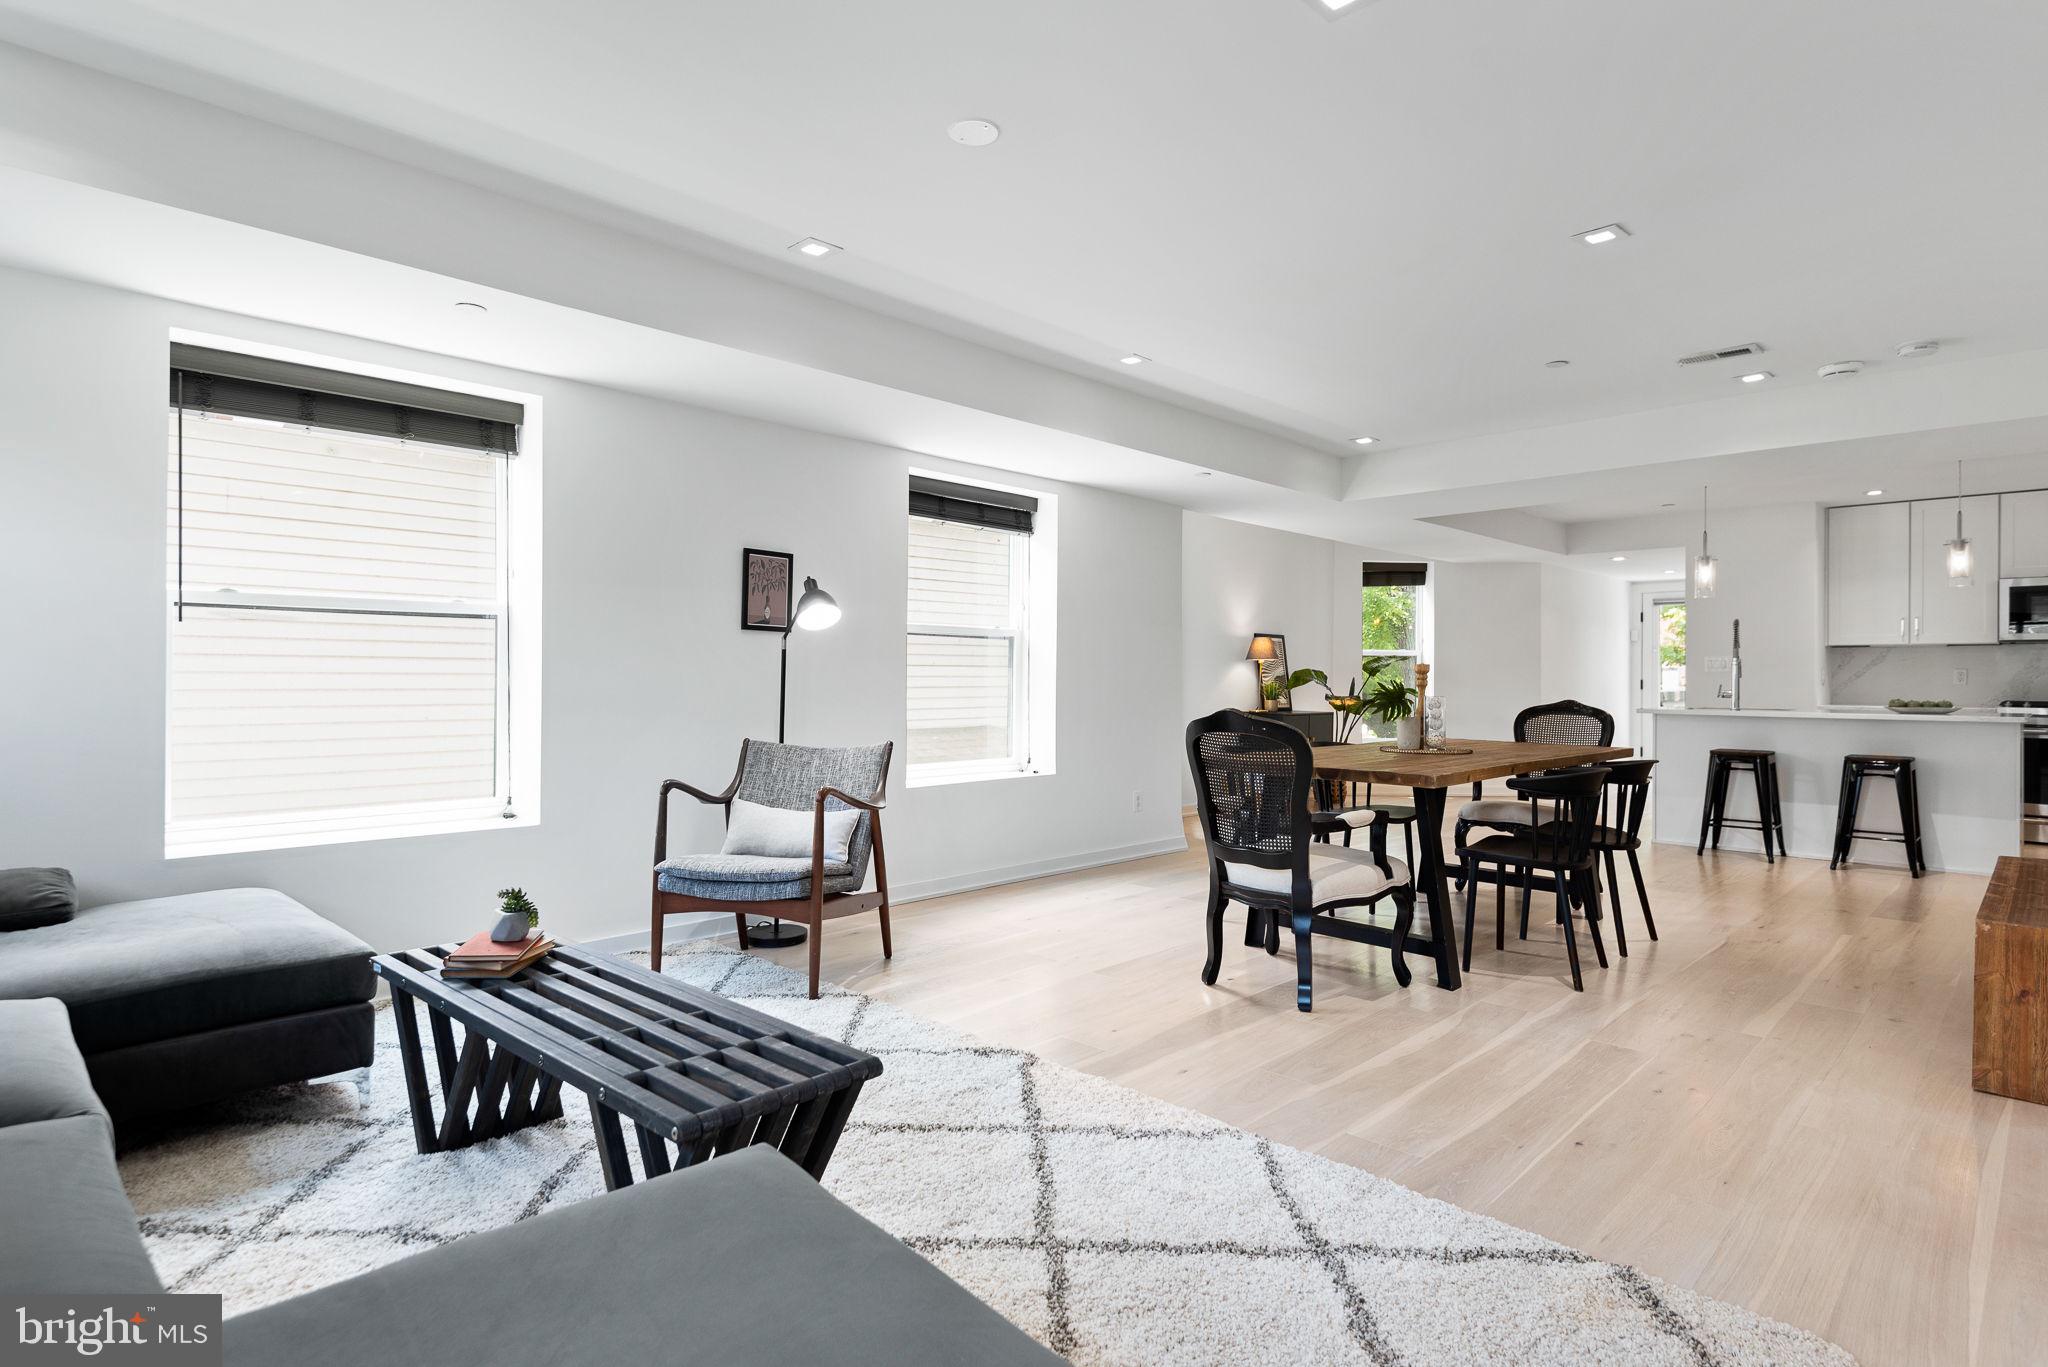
1829,642,2048,705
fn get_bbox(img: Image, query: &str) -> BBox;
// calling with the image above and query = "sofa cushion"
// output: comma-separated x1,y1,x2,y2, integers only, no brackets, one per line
224,1145,1056,1367
0,888,375,1054
657,854,861,902
0,997,108,1134
0,866,77,931
0,1115,161,1295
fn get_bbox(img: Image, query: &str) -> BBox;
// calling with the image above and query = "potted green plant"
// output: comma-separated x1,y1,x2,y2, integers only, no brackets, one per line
1283,668,1371,744
1364,671,1422,750
491,887,539,943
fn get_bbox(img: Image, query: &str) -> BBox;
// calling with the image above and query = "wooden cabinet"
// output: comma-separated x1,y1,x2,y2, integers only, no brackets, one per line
1910,494,2000,644
2000,490,2048,577
1827,502,1910,645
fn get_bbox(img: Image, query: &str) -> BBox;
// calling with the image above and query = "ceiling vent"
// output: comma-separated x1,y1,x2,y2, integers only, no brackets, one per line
1676,343,1766,366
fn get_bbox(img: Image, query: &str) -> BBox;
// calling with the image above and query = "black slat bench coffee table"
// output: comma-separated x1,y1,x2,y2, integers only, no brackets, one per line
371,942,881,1190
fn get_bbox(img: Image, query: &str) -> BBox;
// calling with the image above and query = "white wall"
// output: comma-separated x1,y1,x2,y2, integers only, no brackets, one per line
1428,563,1543,744
1538,565,1633,745
0,264,1187,951
1428,562,1633,747
1681,503,1828,711
1179,512,1400,801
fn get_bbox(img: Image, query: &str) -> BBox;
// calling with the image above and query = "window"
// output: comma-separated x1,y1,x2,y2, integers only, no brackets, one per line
1360,562,1427,737
165,343,532,855
906,475,1049,784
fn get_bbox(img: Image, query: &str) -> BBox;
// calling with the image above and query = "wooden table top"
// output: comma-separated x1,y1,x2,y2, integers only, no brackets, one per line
1312,737,1636,788
1979,856,2048,931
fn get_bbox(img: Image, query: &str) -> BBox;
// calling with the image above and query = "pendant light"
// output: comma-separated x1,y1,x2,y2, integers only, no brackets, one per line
1945,460,1974,588
1691,484,1717,600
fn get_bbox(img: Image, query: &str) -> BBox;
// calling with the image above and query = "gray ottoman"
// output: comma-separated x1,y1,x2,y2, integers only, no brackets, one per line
0,888,375,1122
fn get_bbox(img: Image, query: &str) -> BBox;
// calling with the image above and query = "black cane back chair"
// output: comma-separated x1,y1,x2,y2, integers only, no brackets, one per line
1457,764,1611,991
1456,699,1615,845
1185,711,1414,1011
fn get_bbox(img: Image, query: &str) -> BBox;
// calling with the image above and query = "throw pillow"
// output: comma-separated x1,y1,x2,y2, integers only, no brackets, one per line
721,799,860,865
0,867,78,931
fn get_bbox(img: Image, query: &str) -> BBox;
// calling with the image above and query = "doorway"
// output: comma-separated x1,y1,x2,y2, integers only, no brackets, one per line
1636,590,1685,755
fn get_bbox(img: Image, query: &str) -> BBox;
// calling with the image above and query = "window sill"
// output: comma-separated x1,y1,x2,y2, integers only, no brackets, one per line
905,763,1055,790
167,806,536,859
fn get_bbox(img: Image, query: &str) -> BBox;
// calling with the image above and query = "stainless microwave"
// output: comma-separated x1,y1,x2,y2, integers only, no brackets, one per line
2003,577,2048,640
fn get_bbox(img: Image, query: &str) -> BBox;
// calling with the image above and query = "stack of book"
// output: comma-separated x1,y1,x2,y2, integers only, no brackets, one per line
442,928,554,979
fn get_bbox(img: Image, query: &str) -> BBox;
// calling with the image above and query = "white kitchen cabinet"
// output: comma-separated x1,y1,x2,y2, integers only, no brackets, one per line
2000,490,2048,577
1827,501,1911,645
1909,494,2000,644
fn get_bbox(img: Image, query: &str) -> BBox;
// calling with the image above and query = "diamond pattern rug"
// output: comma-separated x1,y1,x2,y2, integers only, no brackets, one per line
118,945,1855,1366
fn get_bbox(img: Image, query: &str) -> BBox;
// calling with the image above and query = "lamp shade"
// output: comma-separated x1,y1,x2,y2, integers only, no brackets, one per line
1245,635,1280,662
793,576,841,631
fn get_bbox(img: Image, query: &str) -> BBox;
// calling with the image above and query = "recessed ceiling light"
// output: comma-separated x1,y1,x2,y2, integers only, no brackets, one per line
1866,489,1885,497
947,119,1000,146
453,300,488,313
789,237,841,258
1303,0,1366,15
1610,555,1628,562
1193,470,1213,478
1546,359,1571,369
1660,502,1676,508
1664,569,1680,575
1738,370,1774,383
1576,223,1631,246
1351,435,1377,446
1119,354,1149,366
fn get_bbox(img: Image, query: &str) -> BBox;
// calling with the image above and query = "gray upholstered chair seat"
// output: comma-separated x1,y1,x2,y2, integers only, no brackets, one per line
1458,797,1534,825
1225,846,1411,906
656,854,861,901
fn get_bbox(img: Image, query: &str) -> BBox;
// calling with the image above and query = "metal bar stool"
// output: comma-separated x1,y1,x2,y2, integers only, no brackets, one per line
1830,754,1926,878
1696,748,1787,863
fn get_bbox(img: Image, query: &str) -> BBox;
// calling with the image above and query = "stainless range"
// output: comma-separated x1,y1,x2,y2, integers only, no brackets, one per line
2000,699,2048,844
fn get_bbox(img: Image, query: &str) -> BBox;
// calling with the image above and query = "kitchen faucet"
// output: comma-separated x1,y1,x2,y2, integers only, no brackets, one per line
1717,618,1743,710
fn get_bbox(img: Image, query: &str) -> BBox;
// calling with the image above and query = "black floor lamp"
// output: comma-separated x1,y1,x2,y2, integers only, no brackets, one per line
752,575,843,948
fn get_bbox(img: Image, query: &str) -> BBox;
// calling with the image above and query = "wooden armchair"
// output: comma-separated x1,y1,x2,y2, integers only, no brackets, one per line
653,739,893,999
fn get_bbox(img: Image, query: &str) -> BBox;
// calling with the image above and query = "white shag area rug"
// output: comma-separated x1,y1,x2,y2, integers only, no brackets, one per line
118,945,1855,1367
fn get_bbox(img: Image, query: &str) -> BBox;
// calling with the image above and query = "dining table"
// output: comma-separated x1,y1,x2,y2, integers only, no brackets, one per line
1312,737,1636,990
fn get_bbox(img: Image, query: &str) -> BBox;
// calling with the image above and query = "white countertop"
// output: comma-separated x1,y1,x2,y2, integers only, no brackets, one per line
1638,706,2028,725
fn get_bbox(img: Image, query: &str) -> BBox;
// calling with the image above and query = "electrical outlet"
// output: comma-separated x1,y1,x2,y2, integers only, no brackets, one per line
1953,668,1969,686
1132,791,1144,813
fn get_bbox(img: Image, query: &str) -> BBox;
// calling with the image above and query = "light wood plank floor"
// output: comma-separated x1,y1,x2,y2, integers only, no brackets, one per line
753,810,2048,1367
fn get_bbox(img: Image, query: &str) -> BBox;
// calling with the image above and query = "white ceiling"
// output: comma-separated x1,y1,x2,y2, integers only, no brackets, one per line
5,0,2048,568
6,0,2048,459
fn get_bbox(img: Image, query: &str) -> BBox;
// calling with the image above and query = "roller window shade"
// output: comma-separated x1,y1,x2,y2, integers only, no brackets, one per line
171,344,521,454
1362,562,1428,588
165,410,507,836
907,515,1025,768
908,475,1036,535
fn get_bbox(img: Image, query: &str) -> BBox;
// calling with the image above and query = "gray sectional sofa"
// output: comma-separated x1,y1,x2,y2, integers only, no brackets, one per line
0,994,1062,1366
0,887,377,1121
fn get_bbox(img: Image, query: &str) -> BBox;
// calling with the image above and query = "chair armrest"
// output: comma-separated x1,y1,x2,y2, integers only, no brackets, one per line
662,777,737,806
653,761,745,865
814,786,886,815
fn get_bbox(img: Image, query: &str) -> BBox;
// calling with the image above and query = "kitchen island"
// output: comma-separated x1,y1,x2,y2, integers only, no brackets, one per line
1639,706,2027,874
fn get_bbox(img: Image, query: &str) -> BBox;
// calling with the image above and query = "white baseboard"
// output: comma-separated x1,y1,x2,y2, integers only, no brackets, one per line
582,914,736,956
580,836,1190,951
888,835,1190,904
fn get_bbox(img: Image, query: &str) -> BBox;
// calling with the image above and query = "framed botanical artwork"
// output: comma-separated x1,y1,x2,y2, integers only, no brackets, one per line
742,548,794,631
